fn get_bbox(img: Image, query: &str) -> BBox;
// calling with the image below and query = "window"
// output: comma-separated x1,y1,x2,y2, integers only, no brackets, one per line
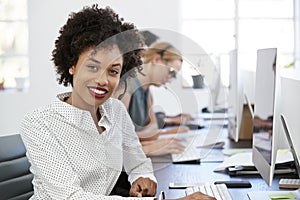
180,0,294,87
0,0,29,90
238,0,294,71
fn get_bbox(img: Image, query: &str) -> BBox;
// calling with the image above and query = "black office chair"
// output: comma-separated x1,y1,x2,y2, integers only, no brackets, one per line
0,134,33,200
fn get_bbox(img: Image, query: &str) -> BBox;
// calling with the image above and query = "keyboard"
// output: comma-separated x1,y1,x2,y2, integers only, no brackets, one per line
279,178,300,189
185,183,232,200
171,145,200,163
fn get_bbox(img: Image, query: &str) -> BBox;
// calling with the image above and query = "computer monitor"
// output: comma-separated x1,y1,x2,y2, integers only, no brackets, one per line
227,49,244,142
244,94,254,120
252,48,278,186
280,77,300,178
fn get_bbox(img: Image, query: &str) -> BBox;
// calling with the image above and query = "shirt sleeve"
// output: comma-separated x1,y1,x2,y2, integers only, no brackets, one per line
20,111,155,200
117,102,157,184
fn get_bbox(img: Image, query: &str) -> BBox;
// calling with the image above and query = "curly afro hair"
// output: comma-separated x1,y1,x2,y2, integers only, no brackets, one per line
52,4,144,87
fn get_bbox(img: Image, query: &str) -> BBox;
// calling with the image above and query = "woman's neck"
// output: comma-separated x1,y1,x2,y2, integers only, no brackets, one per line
90,108,101,123
66,95,100,123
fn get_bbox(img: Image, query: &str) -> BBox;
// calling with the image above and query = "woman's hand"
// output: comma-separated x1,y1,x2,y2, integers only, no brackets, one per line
141,138,185,156
177,192,217,200
179,113,194,123
129,177,157,197
174,126,190,133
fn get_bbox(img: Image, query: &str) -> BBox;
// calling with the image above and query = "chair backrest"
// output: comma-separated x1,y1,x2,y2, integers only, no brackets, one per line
0,134,33,200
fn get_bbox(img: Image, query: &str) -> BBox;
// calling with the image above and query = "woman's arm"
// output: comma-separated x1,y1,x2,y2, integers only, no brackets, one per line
117,101,157,196
164,113,194,126
118,89,189,140
134,91,162,140
141,138,185,156
117,90,160,140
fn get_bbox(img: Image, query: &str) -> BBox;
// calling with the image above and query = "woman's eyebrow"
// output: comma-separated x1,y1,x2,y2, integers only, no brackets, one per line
88,58,121,67
88,57,101,64
111,63,121,67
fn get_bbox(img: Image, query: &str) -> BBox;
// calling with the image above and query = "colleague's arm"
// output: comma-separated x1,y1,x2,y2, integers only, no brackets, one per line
164,113,194,126
141,138,185,156
117,90,189,141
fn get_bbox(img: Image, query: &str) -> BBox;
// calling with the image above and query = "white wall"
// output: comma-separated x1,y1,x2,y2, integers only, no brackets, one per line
0,0,181,135
151,81,211,116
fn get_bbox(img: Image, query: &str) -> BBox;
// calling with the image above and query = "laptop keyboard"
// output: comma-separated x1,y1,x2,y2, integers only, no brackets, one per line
185,184,232,200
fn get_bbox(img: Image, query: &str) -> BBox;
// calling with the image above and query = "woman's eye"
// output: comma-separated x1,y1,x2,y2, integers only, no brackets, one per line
110,69,120,75
87,65,97,71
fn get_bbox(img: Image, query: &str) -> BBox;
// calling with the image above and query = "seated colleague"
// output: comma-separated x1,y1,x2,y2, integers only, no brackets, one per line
19,5,158,199
139,32,195,130
114,42,192,156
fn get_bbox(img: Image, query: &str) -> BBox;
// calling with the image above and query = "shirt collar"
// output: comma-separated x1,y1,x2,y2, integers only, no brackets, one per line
53,92,113,128
98,100,113,130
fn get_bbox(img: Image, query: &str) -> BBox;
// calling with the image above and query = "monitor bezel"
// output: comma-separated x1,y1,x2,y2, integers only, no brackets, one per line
252,48,278,186
227,49,244,142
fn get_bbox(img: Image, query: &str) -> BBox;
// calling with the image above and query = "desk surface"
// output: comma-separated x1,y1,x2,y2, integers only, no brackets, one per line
150,129,297,200
153,162,297,200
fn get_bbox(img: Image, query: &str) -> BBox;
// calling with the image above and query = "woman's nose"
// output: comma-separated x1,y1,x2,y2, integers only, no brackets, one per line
95,71,108,86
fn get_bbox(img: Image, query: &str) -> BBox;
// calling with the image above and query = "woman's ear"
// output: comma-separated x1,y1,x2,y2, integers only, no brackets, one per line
69,66,75,75
151,54,162,64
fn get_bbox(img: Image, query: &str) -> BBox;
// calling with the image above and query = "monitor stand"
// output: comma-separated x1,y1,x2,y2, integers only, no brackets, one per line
278,115,300,189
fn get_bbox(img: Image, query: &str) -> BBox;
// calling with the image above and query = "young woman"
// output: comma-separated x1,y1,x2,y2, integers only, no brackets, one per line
20,5,157,199
114,42,194,156
20,4,214,200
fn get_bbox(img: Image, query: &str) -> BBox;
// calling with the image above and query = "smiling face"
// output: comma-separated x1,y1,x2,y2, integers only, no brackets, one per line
69,45,123,112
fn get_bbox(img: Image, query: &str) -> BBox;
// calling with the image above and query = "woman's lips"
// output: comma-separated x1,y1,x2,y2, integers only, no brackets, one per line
88,87,108,98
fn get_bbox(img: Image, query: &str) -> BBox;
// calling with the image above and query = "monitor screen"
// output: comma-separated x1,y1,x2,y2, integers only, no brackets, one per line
252,48,278,186
227,49,244,142
280,77,300,178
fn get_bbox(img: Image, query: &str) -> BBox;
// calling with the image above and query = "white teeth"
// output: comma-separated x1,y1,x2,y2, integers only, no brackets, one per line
90,88,106,95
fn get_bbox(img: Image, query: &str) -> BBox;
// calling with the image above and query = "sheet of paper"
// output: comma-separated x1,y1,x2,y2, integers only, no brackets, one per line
192,112,235,120
214,149,294,171
222,148,252,156
276,149,294,164
247,189,300,200
214,152,254,171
